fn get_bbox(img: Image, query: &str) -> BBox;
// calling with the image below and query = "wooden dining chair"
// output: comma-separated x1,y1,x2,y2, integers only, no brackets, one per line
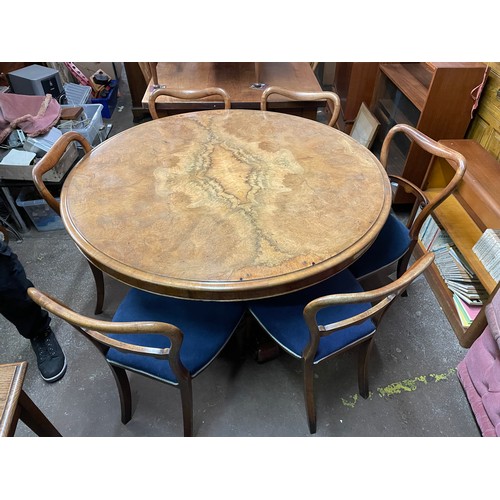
248,252,435,434
148,87,232,119
32,131,105,315
348,123,467,282
0,361,61,437
28,286,246,437
260,85,341,128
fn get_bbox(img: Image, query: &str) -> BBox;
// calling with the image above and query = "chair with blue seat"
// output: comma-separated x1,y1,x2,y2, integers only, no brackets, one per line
348,123,466,282
248,252,435,434
27,287,246,437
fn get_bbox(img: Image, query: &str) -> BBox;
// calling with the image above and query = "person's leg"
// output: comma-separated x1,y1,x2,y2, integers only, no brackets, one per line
0,243,66,382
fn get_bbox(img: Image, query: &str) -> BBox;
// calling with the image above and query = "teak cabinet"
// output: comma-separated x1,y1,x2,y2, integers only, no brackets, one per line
370,62,487,204
416,139,500,348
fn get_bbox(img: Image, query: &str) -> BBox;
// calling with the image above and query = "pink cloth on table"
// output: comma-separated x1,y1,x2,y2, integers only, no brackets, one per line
0,93,61,143
457,290,500,437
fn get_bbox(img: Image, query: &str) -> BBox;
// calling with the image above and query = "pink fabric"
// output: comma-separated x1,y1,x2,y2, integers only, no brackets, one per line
457,289,500,437
0,93,61,143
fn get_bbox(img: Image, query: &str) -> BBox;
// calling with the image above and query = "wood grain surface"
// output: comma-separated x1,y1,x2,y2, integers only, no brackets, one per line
61,109,391,300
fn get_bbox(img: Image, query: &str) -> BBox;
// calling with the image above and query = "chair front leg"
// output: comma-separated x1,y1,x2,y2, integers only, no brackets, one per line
357,337,374,399
178,377,193,437
303,358,317,434
107,363,132,424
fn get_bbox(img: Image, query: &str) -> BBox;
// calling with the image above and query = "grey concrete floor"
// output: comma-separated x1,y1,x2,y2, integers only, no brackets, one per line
0,69,481,438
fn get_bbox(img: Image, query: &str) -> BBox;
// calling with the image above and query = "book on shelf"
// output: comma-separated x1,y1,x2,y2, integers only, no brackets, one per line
434,243,487,305
452,293,481,327
473,229,500,283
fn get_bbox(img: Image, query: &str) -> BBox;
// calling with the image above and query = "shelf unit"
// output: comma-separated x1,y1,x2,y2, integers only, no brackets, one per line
370,62,487,204
415,139,500,347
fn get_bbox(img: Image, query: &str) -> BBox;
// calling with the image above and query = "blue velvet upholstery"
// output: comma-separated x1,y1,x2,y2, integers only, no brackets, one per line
107,289,245,384
248,269,375,363
349,213,411,279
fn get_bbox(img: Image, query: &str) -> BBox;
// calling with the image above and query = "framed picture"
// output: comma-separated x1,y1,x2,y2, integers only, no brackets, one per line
350,102,380,149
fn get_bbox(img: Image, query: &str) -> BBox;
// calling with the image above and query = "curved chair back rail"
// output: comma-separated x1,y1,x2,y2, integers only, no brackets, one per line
31,132,104,315
248,252,434,434
148,87,231,119
27,287,184,368
27,286,245,437
260,85,341,128
32,132,92,215
381,123,467,241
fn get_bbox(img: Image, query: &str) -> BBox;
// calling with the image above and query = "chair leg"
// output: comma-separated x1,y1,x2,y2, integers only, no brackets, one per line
396,253,412,297
303,358,317,434
178,377,193,437
88,261,105,315
108,364,132,424
358,338,374,399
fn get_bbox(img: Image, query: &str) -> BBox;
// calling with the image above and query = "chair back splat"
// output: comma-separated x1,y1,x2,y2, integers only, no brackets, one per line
260,85,341,128
148,87,231,119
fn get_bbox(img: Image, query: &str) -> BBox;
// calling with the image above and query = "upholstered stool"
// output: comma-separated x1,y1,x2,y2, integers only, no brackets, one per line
0,361,61,437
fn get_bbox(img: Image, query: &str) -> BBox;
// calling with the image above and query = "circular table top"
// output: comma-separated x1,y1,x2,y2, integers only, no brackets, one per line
61,109,392,300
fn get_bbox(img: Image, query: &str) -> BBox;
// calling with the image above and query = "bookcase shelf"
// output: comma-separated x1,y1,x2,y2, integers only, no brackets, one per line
416,139,500,347
370,62,487,202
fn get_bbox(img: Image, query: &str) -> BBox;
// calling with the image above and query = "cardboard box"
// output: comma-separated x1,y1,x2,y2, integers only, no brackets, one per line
0,142,78,181
74,62,123,81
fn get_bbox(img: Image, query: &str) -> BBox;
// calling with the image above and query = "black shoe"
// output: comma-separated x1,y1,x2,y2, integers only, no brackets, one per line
30,328,67,383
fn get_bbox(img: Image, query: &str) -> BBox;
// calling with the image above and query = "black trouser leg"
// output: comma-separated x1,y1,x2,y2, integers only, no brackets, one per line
0,246,50,340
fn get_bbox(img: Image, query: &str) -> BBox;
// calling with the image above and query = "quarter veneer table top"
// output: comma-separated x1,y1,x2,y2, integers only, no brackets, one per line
61,109,392,301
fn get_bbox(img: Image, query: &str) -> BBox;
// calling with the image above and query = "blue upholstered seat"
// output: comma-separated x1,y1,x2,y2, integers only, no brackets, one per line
349,213,412,279
248,269,375,363
107,289,246,384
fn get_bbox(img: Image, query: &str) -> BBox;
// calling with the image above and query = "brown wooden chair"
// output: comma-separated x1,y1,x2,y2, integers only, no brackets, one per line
348,123,467,282
31,131,105,315
260,85,341,128
28,286,246,437
248,252,435,434
148,87,232,120
0,361,61,437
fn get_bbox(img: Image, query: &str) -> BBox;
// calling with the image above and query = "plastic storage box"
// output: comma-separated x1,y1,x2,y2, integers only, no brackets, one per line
59,104,104,145
63,83,92,106
16,187,64,231
91,80,118,118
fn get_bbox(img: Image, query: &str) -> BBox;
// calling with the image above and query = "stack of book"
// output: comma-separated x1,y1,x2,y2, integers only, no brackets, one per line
418,215,487,327
472,229,500,283
419,215,443,250
435,245,486,327
452,294,481,327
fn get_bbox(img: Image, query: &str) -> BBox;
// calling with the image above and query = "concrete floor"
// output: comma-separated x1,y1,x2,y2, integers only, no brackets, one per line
0,69,481,438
